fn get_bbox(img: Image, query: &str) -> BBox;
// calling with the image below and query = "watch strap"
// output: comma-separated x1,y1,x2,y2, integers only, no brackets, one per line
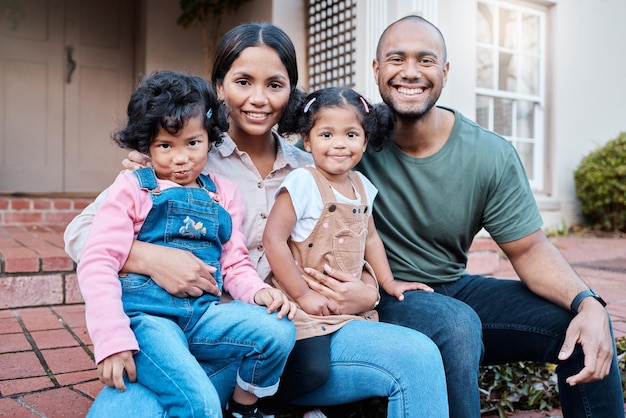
570,289,606,314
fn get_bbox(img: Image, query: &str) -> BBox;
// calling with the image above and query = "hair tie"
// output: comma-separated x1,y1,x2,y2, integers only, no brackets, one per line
359,97,370,114
303,97,317,113
206,108,213,119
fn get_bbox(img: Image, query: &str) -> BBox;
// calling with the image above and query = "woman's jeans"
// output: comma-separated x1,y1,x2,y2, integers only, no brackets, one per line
89,296,295,418
88,320,449,418
377,274,625,418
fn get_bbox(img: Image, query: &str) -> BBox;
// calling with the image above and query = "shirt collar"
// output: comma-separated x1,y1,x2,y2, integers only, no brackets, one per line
214,131,307,171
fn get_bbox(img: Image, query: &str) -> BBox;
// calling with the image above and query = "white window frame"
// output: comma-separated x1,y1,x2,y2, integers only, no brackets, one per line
475,0,547,191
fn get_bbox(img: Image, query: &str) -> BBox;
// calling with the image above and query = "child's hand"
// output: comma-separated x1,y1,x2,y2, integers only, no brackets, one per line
254,287,298,320
383,280,434,301
298,290,340,316
97,351,137,391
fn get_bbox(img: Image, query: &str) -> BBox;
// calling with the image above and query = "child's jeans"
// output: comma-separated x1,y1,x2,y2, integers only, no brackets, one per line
120,276,295,418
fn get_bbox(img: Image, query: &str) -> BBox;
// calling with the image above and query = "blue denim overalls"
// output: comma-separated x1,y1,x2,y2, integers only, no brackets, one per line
117,168,293,416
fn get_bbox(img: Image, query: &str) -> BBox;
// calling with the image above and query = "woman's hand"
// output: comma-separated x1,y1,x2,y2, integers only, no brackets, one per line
303,264,378,314
123,241,220,298
98,351,136,391
296,290,339,316
254,287,298,320
122,150,152,171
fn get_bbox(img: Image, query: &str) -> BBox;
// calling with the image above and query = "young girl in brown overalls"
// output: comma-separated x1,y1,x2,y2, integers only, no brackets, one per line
260,87,434,416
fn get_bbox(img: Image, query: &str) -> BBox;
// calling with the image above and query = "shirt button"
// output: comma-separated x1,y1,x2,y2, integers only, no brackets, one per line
256,244,264,252
257,182,264,189
260,212,267,219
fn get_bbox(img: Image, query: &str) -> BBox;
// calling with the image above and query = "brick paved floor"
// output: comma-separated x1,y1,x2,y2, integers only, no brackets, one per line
1,235,625,417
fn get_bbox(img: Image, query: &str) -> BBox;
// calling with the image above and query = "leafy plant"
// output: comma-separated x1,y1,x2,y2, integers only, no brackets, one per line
177,0,252,77
574,132,626,232
479,362,559,417
0,0,25,29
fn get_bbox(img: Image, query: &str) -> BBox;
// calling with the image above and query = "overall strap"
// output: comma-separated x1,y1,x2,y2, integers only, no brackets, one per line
346,171,368,205
196,174,217,193
304,166,336,203
133,167,160,194
304,166,367,205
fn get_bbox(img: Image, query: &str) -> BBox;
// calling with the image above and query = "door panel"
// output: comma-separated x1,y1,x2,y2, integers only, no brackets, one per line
63,0,135,192
0,0,65,191
0,0,135,193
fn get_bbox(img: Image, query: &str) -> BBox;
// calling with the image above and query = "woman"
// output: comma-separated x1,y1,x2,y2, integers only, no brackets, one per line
65,22,448,418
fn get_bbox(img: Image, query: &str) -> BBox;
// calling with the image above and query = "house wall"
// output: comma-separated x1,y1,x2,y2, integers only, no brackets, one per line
137,0,307,87
138,0,626,232
548,0,626,229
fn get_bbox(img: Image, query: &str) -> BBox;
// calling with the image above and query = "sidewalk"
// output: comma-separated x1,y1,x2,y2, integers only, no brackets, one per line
0,235,625,417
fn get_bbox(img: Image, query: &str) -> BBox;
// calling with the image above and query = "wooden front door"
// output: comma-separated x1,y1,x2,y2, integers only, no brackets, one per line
0,0,135,193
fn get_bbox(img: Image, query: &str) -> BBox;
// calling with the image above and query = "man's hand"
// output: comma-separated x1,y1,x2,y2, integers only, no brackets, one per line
558,299,613,385
254,287,298,320
98,351,137,391
303,264,377,314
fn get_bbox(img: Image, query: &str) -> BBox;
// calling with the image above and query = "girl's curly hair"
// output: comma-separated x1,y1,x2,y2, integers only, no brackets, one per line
113,71,228,153
277,86,394,151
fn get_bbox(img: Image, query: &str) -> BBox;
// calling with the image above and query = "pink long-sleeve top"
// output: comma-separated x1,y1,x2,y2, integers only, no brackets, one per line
77,170,270,364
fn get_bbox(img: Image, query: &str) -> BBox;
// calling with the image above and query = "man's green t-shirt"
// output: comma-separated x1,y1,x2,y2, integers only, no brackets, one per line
356,107,543,284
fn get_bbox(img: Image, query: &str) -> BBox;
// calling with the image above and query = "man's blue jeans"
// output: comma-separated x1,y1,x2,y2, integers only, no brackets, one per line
377,274,625,418
88,320,450,418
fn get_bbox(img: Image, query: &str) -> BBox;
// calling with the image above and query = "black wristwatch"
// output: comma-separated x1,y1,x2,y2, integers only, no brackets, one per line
570,289,607,314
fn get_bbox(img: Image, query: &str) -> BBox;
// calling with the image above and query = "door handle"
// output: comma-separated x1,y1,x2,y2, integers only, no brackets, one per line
66,46,76,83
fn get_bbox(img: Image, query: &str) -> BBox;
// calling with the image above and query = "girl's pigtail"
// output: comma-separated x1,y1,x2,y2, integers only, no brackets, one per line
277,88,307,136
369,103,395,151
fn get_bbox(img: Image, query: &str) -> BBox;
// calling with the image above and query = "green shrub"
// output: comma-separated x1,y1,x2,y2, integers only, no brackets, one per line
574,132,626,232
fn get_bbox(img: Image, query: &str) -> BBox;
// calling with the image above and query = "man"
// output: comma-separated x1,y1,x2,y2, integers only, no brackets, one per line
354,15,624,417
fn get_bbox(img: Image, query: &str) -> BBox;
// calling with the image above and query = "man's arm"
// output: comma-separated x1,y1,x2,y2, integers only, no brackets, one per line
500,229,613,385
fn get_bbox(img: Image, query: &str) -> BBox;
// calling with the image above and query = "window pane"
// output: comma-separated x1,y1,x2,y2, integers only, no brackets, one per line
516,141,534,180
520,55,539,95
499,8,519,49
477,2,495,44
522,13,540,54
516,101,535,138
498,51,517,92
476,47,494,88
494,97,513,136
476,95,491,128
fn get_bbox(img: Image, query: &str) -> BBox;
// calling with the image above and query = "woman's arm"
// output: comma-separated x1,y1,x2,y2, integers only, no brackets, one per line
125,241,219,297
63,149,220,297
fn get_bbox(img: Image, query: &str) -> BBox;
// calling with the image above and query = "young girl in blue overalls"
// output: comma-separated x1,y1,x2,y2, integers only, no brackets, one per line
77,70,296,418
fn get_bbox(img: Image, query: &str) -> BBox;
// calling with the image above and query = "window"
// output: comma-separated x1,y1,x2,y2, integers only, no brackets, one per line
307,0,356,90
475,1,547,190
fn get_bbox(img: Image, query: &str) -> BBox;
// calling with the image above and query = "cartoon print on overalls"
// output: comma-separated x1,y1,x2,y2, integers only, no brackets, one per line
180,216,207,239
